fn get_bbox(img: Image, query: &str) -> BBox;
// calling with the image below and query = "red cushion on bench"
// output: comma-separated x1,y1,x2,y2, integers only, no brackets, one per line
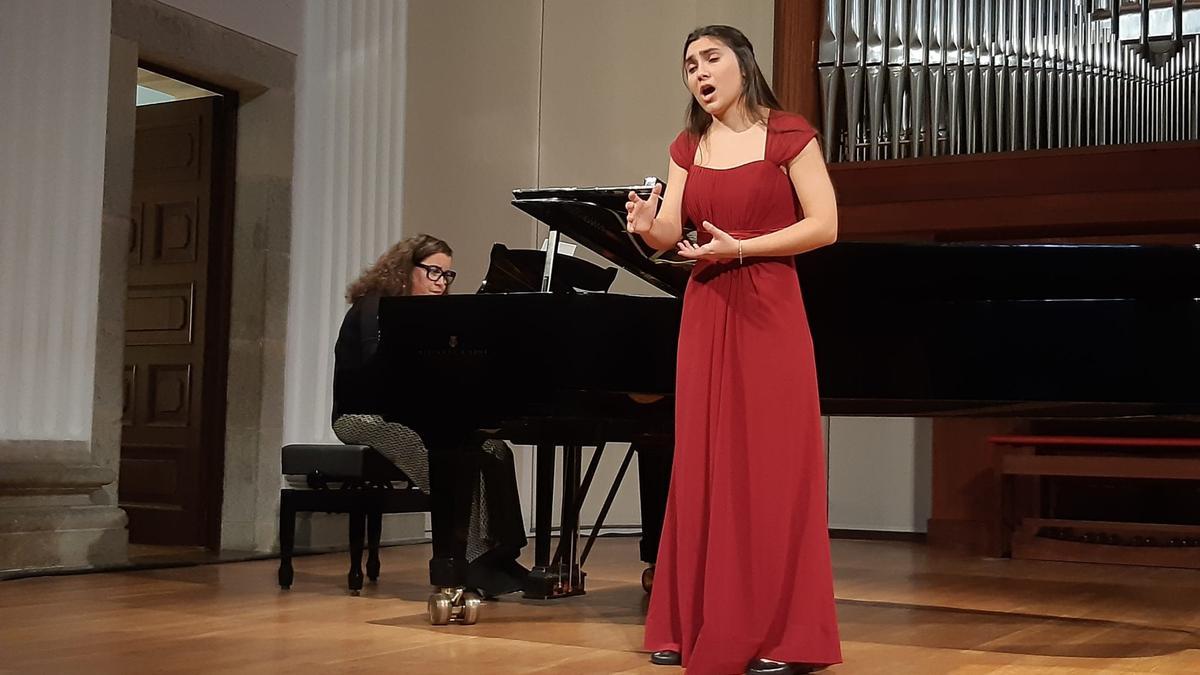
988,434,1200,448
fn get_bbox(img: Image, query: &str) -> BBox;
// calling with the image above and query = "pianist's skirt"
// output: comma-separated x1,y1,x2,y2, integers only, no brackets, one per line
332,414,527,576
643,256,842,673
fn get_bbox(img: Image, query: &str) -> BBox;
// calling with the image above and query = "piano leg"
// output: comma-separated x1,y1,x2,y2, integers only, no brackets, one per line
525,443,585,598
636,439,672,594
348,508,365,595
636,440,671,565
427,440,483,625
528,443,555,583
559,444,584,593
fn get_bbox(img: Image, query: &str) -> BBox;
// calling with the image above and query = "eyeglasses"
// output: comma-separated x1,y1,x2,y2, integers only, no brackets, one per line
415,263,457,285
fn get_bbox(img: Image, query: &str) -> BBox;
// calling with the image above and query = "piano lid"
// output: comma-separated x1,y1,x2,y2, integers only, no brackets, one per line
512,180,690,296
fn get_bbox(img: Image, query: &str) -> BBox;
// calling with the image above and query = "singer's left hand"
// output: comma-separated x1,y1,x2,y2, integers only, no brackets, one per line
676,221,739,260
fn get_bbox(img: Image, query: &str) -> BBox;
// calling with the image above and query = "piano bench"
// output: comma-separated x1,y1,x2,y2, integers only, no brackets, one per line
278,443,430,595
992,434,1200,565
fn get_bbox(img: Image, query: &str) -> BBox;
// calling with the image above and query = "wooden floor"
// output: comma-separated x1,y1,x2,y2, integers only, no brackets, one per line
2,538,1199,674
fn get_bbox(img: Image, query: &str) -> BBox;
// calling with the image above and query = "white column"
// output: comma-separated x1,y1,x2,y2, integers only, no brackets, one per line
284,0,408,446
0,0,127,573
0,0,110,441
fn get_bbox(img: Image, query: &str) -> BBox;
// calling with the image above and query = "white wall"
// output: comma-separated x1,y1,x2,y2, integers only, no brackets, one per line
401,0,543,294
827,417,932,533
156,0,303,54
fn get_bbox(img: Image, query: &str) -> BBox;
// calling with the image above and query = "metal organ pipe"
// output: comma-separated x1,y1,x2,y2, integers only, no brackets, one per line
815,0,1200,161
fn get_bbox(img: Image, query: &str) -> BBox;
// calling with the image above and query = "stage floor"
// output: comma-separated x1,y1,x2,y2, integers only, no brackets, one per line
2,538,1198,674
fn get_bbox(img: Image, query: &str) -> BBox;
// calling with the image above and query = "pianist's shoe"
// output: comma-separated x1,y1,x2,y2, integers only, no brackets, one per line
466,550,529,598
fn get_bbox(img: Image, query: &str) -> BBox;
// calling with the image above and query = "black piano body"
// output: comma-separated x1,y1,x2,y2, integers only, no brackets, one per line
369,182,1200,617
376,290,679,602
802,241,1200,417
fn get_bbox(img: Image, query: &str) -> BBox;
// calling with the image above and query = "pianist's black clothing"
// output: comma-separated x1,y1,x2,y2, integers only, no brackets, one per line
330,295,383,425
331,295,528,591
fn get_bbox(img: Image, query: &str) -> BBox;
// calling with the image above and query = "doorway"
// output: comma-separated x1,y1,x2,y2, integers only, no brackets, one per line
120,65,237,548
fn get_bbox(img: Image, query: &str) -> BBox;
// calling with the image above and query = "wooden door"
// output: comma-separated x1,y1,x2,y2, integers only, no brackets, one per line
120,97,219,546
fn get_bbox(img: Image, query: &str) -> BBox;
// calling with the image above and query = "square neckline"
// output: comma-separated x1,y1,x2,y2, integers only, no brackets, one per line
691,109,773,172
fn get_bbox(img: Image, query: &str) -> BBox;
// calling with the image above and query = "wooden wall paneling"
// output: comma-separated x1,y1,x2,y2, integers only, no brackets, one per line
772,0,821,124
927,418,1027,556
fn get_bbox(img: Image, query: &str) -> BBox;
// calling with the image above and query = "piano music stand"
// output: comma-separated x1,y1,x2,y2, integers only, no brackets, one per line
510,178,692,296
477,243,617,294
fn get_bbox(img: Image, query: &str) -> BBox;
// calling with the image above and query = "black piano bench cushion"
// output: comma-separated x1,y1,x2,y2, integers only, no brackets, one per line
281,443,408,481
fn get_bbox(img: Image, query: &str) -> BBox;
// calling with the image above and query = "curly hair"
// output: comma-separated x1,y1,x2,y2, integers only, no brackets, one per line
344,233,453,303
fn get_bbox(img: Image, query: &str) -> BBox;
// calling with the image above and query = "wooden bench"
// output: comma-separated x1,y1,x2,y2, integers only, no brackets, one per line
990,434,1200,567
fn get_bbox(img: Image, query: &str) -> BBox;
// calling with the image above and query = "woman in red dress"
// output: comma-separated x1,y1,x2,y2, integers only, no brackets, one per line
627,25,842,675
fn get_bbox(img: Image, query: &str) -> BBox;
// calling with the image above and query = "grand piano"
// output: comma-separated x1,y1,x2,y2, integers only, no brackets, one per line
371,180,1200,623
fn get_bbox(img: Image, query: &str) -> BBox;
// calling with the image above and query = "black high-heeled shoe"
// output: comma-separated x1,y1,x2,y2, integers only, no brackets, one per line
649,650,681,666
745,658,794,675
746,660,821,675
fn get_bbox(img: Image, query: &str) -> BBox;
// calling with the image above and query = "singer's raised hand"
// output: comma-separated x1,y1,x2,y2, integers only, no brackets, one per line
626,183,663,235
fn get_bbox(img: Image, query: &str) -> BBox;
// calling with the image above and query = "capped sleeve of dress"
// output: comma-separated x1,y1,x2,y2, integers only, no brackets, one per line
668,129,699,171
765,111,818,167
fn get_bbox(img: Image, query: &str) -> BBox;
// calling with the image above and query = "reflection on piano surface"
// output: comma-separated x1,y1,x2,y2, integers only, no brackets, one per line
369,181,1200,622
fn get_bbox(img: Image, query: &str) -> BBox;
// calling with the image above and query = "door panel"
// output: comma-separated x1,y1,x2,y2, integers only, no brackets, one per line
121,97,215,546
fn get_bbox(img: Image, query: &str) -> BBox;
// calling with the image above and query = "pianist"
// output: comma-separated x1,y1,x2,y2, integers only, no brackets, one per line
331,234,528,596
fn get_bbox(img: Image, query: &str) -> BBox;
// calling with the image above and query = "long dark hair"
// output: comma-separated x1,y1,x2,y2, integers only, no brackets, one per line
682,25,782,138
344,233,453,302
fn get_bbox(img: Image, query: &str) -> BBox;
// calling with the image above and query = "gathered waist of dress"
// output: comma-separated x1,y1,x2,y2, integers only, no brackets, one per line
693,226,789,244
697,227,790,254
689,254,795,278
706,227,784,238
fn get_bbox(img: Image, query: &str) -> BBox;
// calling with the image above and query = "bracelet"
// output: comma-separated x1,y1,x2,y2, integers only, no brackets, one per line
737,239,743,265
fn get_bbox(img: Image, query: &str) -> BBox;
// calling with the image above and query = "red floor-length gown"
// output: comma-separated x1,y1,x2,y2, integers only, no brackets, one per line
643,111,842,674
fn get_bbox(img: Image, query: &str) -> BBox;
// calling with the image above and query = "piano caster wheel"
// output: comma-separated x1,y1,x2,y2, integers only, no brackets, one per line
641,565,655,594
460,592,481,625
350,589,360,597
429,592,453,625
427,588,482,626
